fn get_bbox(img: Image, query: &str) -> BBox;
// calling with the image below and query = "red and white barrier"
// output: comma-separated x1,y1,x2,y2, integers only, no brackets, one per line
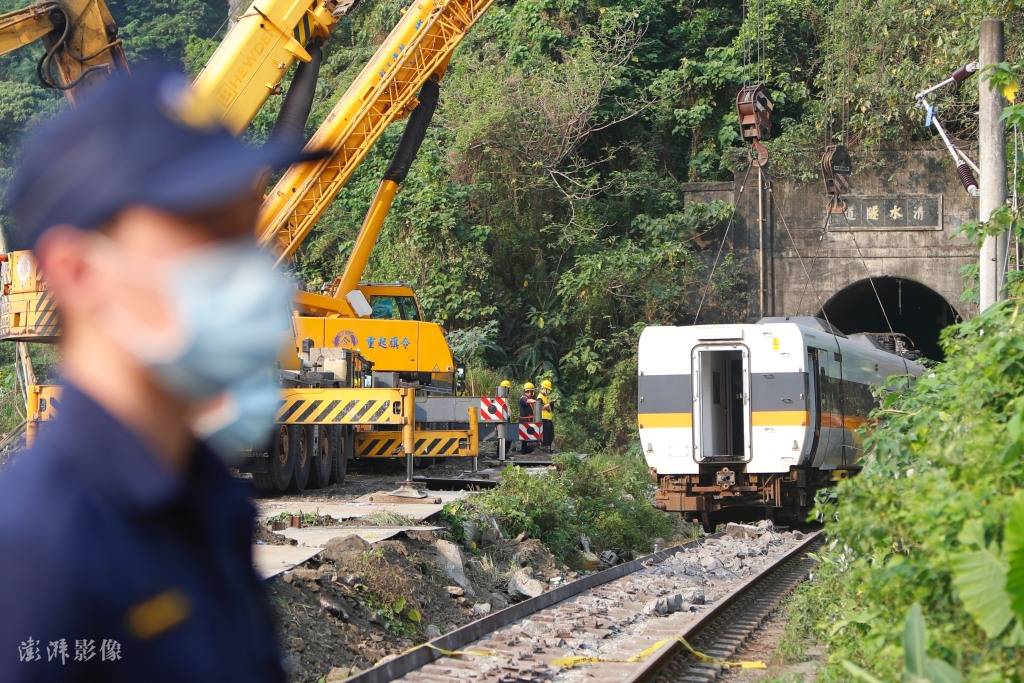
479,397,510,422
518,422,542,442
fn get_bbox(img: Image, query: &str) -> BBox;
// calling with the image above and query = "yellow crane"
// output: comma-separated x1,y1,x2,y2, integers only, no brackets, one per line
248,0,497,492
257,0,495,392
0,0,501,494
0,0,356,440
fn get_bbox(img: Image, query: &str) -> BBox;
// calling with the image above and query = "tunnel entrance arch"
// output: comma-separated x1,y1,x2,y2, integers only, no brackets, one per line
817,277,961,361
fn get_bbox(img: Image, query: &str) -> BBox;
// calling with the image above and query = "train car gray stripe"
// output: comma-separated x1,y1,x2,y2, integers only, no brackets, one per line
750,373,807,411
637,374,692,414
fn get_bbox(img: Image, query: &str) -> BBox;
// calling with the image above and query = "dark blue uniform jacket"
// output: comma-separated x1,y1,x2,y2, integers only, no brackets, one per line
0,383,285,682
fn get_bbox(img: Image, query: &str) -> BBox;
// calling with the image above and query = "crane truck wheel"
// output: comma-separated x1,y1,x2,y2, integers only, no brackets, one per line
311,425,336,489
288,425,313,493
257,425,294,493
330,426,351,485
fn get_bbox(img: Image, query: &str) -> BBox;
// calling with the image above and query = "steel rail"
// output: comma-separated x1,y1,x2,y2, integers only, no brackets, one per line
624,529,823,683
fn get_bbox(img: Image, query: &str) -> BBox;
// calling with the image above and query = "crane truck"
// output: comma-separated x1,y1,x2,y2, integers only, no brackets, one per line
0,0,515,494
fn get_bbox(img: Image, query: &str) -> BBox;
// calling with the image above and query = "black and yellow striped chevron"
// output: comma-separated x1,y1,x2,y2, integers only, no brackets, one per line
292,10,313,47
276,388,404,425
0,291,60,341
355,430,473,458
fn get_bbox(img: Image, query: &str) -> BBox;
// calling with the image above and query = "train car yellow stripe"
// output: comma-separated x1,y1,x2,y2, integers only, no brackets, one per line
638,411,869,430
638,413,692,429
751,411,809,426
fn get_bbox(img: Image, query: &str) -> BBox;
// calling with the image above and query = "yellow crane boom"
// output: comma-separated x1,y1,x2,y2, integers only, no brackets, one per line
256,0,494,269
193,0,351,135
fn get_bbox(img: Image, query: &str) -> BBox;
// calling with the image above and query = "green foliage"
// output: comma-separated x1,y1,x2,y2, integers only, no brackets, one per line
446,452,671,563
789,289,1024,680
843,604,963,683
951,518,1019,641
816,0,1021,149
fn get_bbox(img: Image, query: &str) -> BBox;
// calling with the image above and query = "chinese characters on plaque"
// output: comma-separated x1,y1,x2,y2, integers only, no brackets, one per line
830,195,942,231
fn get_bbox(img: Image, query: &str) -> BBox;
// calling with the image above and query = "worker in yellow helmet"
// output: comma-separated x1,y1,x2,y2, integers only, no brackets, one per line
518,382,538,454
538,379,557,453
500,379,512,389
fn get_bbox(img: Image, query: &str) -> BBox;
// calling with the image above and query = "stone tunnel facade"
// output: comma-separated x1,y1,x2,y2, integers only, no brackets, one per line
681,147,979,358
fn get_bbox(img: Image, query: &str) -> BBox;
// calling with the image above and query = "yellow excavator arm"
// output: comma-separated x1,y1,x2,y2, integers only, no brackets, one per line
0,0,127,103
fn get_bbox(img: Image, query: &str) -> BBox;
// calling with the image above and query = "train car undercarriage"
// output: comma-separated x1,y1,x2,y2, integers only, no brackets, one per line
652,465,844,529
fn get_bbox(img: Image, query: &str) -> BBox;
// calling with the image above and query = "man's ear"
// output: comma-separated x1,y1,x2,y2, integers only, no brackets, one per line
34,225,91,310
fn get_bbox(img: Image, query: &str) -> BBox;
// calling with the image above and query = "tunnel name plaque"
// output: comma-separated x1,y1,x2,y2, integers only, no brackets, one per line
827,194,943,231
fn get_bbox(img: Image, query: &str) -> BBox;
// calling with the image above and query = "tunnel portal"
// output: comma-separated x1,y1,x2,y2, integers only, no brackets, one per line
817,277,961,361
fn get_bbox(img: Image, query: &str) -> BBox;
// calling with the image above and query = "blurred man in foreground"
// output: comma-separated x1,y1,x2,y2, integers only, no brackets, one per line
0,68,318,681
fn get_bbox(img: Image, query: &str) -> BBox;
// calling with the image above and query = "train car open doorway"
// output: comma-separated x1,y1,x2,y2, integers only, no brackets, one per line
817,277,961,360
692,345,751,461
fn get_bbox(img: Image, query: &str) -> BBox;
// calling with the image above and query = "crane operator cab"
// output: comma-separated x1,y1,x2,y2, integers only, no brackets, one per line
289,280,460,393
362,283,423,321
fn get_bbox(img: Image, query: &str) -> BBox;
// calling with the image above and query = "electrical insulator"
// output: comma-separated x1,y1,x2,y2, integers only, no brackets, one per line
956,163,980,197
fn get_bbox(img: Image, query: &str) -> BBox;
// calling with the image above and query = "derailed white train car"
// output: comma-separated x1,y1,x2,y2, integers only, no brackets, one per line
637,317,923,527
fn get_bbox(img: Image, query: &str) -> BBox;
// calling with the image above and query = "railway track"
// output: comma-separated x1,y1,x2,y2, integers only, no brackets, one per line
345,527,822,683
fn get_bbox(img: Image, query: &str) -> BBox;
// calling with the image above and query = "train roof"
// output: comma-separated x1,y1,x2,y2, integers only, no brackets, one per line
756,316,845,336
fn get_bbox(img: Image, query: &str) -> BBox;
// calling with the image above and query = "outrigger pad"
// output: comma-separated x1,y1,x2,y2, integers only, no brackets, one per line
368,490,442,505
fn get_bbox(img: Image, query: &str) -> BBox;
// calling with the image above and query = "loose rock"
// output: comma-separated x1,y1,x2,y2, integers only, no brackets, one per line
724,522,763,540
579,551,601,571
290,568,319,582
323,535,372,565
325,667,358,682
435,540,475,596
508,568,545,599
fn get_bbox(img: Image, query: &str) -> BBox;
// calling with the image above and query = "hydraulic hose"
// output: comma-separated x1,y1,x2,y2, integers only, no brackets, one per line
383,77,439,183
271,40,323,141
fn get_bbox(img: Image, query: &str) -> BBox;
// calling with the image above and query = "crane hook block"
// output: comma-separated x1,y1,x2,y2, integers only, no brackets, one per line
736,85,774,144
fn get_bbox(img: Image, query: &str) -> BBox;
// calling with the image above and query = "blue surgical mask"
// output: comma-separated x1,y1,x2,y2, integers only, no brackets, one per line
192,369,281,462
131,240,294,399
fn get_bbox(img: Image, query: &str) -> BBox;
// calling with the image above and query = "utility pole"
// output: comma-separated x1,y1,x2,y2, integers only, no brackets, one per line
979,17,1007,311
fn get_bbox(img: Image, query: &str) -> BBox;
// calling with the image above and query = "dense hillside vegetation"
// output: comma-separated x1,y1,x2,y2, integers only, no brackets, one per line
0,0,1019,447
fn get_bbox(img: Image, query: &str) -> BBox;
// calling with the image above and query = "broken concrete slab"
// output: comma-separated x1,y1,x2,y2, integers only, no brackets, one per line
253,544,321,580
256,490,469,525
277,525,442,548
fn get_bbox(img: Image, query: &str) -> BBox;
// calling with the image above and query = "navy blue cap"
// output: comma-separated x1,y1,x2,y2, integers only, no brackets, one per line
5,65,325,250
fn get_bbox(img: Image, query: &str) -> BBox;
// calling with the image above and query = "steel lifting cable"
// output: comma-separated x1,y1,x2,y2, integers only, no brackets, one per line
693,162,754,324
760,169,842,351
828,202,912,376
